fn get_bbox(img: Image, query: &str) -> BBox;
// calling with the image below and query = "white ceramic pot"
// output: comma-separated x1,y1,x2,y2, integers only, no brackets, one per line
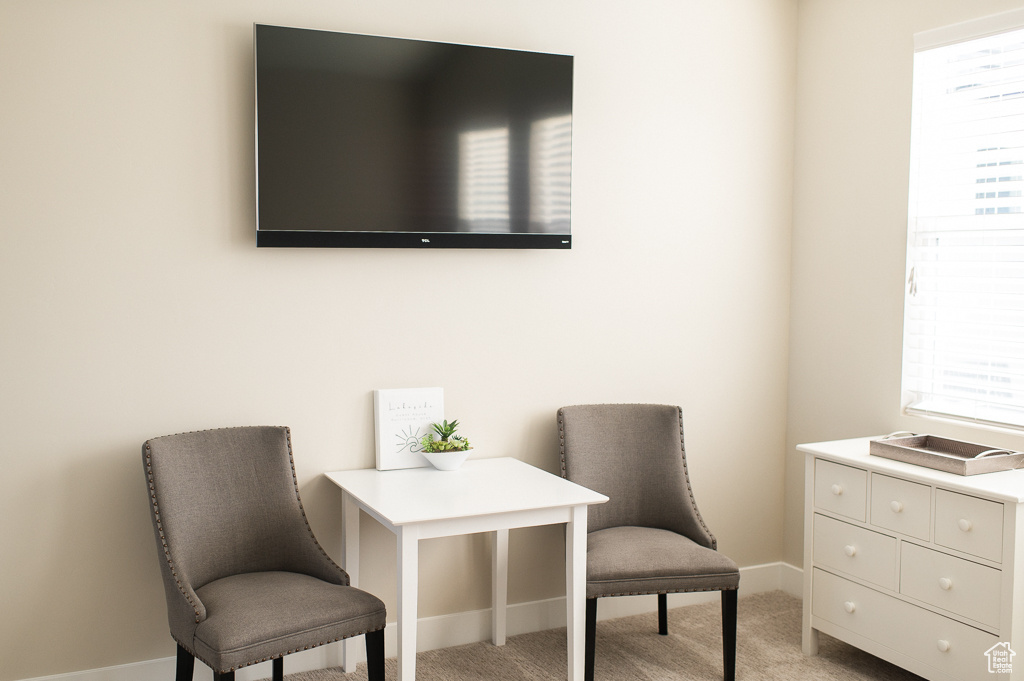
422,449,471,471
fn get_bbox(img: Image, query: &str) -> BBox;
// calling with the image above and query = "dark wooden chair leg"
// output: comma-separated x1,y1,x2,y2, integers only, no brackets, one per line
213,672,234,681
272,657,283,681
366,628,385,681
175,644,194,681
585,597,597,681
722,589,737,681
658,593,668,635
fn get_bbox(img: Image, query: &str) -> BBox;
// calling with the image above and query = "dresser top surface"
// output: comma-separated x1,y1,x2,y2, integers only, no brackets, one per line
799,437,1024,503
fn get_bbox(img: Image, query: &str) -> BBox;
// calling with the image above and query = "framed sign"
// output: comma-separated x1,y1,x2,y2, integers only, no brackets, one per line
373,387,444,470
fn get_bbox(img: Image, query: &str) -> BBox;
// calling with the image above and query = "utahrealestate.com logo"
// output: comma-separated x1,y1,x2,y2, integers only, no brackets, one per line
986,642,1016,674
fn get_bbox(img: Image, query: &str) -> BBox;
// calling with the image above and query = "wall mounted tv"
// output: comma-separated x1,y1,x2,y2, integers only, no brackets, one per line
254,24,573,249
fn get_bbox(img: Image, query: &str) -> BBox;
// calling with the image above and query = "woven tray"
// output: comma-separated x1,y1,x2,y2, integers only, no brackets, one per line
869,434,1024,476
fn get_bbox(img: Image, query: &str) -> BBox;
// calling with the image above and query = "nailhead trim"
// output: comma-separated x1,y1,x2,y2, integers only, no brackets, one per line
144,440,204,624
283,427,350,587
674,406,717,551
173,636,200,659
557,410,568,478
595,585,739,598
216,625,387,672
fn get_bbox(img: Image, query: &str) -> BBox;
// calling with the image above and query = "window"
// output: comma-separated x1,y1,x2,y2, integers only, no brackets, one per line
903,10,1024,429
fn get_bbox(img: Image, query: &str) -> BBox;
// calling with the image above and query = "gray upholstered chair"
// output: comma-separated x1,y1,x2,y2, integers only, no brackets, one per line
142,426,386,681
558,404,739,681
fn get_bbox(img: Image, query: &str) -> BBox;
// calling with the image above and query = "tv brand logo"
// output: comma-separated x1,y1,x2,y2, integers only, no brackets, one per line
421,239,430,243
986,642,1015,674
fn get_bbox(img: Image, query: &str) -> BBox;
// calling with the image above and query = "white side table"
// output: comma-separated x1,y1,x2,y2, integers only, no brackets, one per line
324,457,608,681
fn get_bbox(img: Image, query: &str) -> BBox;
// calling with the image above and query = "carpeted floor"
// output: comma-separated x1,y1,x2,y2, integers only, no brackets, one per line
274,591,924,680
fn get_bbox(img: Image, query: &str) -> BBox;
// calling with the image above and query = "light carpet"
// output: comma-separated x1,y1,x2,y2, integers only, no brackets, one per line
271,591,924,680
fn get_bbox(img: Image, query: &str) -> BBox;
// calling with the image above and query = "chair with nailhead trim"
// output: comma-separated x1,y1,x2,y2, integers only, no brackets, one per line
557,404,739,681
142,426,386,681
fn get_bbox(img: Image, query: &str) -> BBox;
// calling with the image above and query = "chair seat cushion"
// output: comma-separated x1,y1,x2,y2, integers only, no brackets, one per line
192,571,386,671
586,526,739,598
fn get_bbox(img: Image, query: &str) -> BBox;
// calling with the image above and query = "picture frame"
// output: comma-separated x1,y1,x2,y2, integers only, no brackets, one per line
373,387,444,470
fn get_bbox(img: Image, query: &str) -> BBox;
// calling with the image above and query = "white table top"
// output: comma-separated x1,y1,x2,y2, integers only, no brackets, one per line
325,457,608,525
799,436,1024,503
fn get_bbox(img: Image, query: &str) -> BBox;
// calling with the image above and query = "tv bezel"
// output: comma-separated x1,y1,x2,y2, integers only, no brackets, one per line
253,24,573,250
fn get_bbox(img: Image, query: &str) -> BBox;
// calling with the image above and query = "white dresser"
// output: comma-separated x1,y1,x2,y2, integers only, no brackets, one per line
801,437,1024,681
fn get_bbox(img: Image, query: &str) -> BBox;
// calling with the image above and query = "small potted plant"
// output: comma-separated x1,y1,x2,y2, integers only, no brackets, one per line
420,419,472,471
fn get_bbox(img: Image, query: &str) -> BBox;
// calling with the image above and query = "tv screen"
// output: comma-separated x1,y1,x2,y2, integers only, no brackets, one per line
254,24,573,248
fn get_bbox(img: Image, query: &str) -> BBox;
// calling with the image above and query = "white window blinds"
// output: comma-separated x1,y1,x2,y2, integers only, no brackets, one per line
903,12,1024,429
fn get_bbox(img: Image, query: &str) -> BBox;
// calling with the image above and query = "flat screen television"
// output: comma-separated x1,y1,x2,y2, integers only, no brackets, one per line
254,24,573,248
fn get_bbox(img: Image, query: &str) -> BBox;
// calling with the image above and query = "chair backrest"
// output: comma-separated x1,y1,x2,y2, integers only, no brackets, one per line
143,426,334,592
558,404,716,549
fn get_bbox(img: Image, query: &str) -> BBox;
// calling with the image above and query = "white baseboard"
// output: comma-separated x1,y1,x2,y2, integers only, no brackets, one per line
779,560,804,598
20,562,802,681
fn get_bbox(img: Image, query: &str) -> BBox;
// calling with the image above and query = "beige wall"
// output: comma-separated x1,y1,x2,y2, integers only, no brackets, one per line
785,0,1024,566
0,1,796,679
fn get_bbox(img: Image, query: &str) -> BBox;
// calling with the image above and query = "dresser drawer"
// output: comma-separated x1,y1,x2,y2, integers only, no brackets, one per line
813,514,896,589
814,459,867,521
870,473,930,540
900,542,1002,629
813,568,998,681
934,489,1004,563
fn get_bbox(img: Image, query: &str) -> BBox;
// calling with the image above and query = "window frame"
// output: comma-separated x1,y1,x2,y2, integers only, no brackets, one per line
901,8,1024,433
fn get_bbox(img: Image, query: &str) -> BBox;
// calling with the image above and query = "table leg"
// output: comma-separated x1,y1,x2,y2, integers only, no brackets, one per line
492,528,509,645
802,625,819,656
566,505,588,681
397,527,419,681
341,492,360,673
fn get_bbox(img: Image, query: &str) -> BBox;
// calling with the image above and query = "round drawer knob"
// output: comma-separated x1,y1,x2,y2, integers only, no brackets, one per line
890,500,904,513
958,518,973,533
843,545,857,557
831,484,843,496
939,577,953,591
843,601,856,614
937,639,951,653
